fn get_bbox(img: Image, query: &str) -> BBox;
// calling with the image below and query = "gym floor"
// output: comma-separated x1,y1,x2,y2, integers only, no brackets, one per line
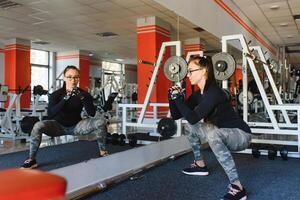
84,149,300,200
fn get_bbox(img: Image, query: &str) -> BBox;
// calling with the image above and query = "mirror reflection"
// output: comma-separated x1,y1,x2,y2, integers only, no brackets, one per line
0,1,221,172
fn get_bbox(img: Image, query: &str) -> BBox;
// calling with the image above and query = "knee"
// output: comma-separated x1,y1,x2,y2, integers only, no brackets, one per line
207,130,222,144
184,123,192,135
94,118,107,129
31,121,45,136
32,121,45,131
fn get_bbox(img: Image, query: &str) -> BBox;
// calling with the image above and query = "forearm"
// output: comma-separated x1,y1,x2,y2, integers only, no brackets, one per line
174,99,201,124
169,101,182,120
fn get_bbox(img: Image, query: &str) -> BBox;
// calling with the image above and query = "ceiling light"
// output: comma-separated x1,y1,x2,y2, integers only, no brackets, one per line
32,40,50,45
96,32,118,38
279,23,288,27
270,5,280,10
115,58,124,62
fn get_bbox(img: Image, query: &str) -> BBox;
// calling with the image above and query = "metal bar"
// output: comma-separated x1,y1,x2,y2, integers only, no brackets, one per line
251,46,291,124
138,41,181,124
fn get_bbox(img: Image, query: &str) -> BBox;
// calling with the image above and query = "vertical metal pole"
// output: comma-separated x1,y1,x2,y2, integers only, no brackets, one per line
138,41,181,124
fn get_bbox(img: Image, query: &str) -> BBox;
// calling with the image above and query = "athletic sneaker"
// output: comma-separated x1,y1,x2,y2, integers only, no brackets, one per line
182,162,209,176
21,158,38,169
222,184,247,200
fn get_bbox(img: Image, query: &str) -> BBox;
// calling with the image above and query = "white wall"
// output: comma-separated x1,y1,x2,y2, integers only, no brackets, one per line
90,65,102,78
154,0,276,56
125,64,137,83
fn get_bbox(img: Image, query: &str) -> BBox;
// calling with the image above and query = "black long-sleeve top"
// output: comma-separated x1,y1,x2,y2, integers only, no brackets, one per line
48,87,96,127
169,83,251,133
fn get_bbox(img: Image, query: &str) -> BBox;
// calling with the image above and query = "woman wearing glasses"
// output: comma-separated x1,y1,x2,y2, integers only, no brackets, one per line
168,56,252,200
22,65,109,169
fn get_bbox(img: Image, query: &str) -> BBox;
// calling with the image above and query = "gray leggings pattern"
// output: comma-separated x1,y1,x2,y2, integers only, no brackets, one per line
29,117,107,158
185,122,251,183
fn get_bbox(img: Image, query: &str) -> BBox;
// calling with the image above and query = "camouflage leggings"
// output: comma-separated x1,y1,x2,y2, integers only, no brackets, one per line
29,117,107,159
185,122,251,183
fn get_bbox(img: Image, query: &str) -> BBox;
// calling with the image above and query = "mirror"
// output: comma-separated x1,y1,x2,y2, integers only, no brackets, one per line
0,1,221,172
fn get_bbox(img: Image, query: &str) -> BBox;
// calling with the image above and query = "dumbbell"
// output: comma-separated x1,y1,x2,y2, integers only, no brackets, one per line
280,146,288,161
252,147,260,158
128,135,137,147
106,133,126,146
268,145,277,160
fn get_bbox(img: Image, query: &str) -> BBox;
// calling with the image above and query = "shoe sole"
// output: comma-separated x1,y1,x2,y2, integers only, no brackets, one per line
182,171,209,176
20,164,38,169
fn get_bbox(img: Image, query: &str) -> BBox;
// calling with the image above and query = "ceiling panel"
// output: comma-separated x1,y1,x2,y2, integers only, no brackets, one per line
232,0,300,65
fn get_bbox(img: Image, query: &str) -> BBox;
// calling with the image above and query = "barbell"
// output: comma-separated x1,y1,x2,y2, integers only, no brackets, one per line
163,53,236,82
157,117,177,138
238,91,254,105
212,52,236,81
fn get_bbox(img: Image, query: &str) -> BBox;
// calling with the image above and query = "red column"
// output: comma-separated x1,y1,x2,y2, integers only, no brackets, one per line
56,51,90,91
79,54,90,91
137,16,171,118
184,39,205,97
4,39,31,108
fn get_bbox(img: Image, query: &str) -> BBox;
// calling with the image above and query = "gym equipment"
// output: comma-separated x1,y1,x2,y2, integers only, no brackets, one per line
128,134,137,147
268,145,277,160
20,116,39,135
163,56,188,82
280,146,288,160
106,133,126,146
238,91,254,105
211,52,236,81
157,117,177,138
0,85,8,102
131,92,137,102
252,147,260,158
33,85,48,96
118,134,126,146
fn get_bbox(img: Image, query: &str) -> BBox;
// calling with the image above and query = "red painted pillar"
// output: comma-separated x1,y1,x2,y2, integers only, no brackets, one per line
56,50,90,91
4,38,31,108
184,38,205,97
79,54,90,91
137,16,171,118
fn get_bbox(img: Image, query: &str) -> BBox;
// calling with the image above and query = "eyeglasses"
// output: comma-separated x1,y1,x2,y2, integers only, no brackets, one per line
65,76,80,80
187,68,203,75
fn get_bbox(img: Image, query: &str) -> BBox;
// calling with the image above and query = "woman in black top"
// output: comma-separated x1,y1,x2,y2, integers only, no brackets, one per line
22,65,108,169
168,56,252,200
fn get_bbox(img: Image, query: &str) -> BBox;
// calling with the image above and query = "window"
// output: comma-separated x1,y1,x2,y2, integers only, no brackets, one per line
30,49,49,101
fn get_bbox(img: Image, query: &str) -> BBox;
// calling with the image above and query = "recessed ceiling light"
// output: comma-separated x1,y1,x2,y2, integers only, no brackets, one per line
115,58,124,62
279,23,288,27
96,32,118,38
32,40,50,45
270,5,280,10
